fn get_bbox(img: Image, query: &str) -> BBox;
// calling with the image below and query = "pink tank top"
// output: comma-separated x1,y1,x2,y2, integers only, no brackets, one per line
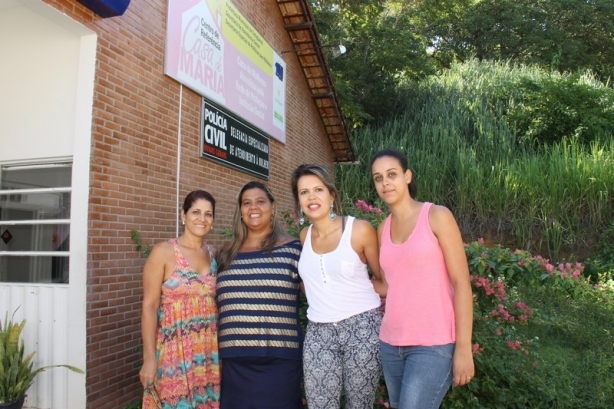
379,203,456,346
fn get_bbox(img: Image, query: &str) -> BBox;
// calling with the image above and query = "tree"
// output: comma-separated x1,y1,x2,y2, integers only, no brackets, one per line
414,0,614,81
311,0,435,126
310,0,614,127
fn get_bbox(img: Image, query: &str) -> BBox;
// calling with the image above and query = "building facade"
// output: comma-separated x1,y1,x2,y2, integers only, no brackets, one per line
0,0,351,407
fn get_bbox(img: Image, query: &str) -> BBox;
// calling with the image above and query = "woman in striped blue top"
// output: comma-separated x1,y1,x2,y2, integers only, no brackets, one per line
216,181,304,409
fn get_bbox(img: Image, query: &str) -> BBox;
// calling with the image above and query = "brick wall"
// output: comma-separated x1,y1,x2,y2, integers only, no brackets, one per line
45,0,334,407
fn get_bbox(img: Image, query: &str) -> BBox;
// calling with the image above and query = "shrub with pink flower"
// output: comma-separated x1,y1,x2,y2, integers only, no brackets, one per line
351,199,388,229
444,240,549,408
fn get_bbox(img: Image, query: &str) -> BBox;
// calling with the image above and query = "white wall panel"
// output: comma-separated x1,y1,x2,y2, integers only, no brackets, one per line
0,1,94,408
0,284,77,409
0,4,79,162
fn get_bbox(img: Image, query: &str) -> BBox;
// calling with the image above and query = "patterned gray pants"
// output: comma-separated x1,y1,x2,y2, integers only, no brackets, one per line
303,308,382,409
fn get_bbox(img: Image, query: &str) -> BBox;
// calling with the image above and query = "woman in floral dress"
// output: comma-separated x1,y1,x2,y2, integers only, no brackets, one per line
140,190,220,408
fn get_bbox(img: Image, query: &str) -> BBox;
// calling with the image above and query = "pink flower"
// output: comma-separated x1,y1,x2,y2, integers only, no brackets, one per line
355,200,368,211
472,343,484,354
495,281,506,298
494,328,502,336
507,340,523,351
518,259,525,266
478,238,485,244
572,270,580,279
376,394,390,407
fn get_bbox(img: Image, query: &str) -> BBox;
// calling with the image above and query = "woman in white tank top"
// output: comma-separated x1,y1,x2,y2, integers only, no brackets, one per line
290,164,386,409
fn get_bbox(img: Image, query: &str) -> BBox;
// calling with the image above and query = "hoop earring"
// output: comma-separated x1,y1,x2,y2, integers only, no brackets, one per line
299,209,305,225
329,203,337,221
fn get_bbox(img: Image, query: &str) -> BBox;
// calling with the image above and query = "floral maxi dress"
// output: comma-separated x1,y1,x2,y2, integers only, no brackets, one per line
143,238,220,408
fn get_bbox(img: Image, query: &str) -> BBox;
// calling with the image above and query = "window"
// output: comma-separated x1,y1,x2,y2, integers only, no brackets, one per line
0,163,72,283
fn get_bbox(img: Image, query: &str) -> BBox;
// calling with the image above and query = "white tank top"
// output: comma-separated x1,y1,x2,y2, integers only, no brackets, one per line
298,216,381,322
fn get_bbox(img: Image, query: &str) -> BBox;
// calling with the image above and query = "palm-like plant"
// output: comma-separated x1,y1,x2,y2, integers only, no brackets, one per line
0,311,83,406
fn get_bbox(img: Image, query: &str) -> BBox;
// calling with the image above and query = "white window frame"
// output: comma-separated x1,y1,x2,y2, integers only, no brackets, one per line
0,162,72,283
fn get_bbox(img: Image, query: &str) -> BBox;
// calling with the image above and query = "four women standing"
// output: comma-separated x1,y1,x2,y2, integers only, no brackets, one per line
140,154,474,408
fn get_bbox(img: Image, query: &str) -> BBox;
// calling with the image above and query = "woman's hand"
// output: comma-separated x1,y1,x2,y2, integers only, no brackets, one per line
139,357,157,389
452,345,475,387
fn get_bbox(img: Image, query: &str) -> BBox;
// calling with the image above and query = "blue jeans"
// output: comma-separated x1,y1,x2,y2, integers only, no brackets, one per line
380,341,455,409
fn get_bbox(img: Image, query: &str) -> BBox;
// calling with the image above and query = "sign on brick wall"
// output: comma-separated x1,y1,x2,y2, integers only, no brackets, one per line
201,98,270,180
166,0,287,144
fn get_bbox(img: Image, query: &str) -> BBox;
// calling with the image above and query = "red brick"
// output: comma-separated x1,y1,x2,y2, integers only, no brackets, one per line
43,0,337,406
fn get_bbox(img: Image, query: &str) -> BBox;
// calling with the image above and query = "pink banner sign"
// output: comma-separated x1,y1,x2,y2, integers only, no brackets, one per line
165,0,287,143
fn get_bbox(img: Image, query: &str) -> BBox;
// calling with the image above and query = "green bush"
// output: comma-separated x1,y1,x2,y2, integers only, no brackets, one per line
506,74,614,148
336,60,614,259
448,241,614,408
441,242,551,408
517,272,614,408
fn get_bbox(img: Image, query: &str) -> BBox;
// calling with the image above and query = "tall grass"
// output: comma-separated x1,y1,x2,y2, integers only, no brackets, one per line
337,60,614,258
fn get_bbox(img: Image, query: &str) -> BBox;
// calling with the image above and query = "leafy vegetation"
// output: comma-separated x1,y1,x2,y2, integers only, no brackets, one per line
335,60,614,259
311,0,614,126
445,241,614,409
0,311,83,405
412,0,614,81
311,0,435,126
130,229,152,257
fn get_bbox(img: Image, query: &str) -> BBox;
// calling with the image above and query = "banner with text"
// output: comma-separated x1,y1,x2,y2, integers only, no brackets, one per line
201,98,270,179
165,0,287,143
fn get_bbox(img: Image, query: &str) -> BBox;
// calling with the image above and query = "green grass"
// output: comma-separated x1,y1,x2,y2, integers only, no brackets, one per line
514,283,614,408
336,60,614,259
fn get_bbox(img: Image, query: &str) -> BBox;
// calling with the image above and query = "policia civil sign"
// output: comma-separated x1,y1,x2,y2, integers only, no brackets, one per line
201,98,270,180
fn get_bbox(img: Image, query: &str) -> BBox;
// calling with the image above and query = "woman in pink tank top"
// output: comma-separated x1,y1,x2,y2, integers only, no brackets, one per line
370,149,474,409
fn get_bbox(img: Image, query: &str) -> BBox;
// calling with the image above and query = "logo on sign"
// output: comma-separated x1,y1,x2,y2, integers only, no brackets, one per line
275,62,284,81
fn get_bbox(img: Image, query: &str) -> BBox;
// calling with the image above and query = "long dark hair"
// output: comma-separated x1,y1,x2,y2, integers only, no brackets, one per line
370,148,418,199
216,181,285,271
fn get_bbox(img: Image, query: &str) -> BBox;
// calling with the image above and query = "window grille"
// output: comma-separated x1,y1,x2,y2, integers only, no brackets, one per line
0,162,72,283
